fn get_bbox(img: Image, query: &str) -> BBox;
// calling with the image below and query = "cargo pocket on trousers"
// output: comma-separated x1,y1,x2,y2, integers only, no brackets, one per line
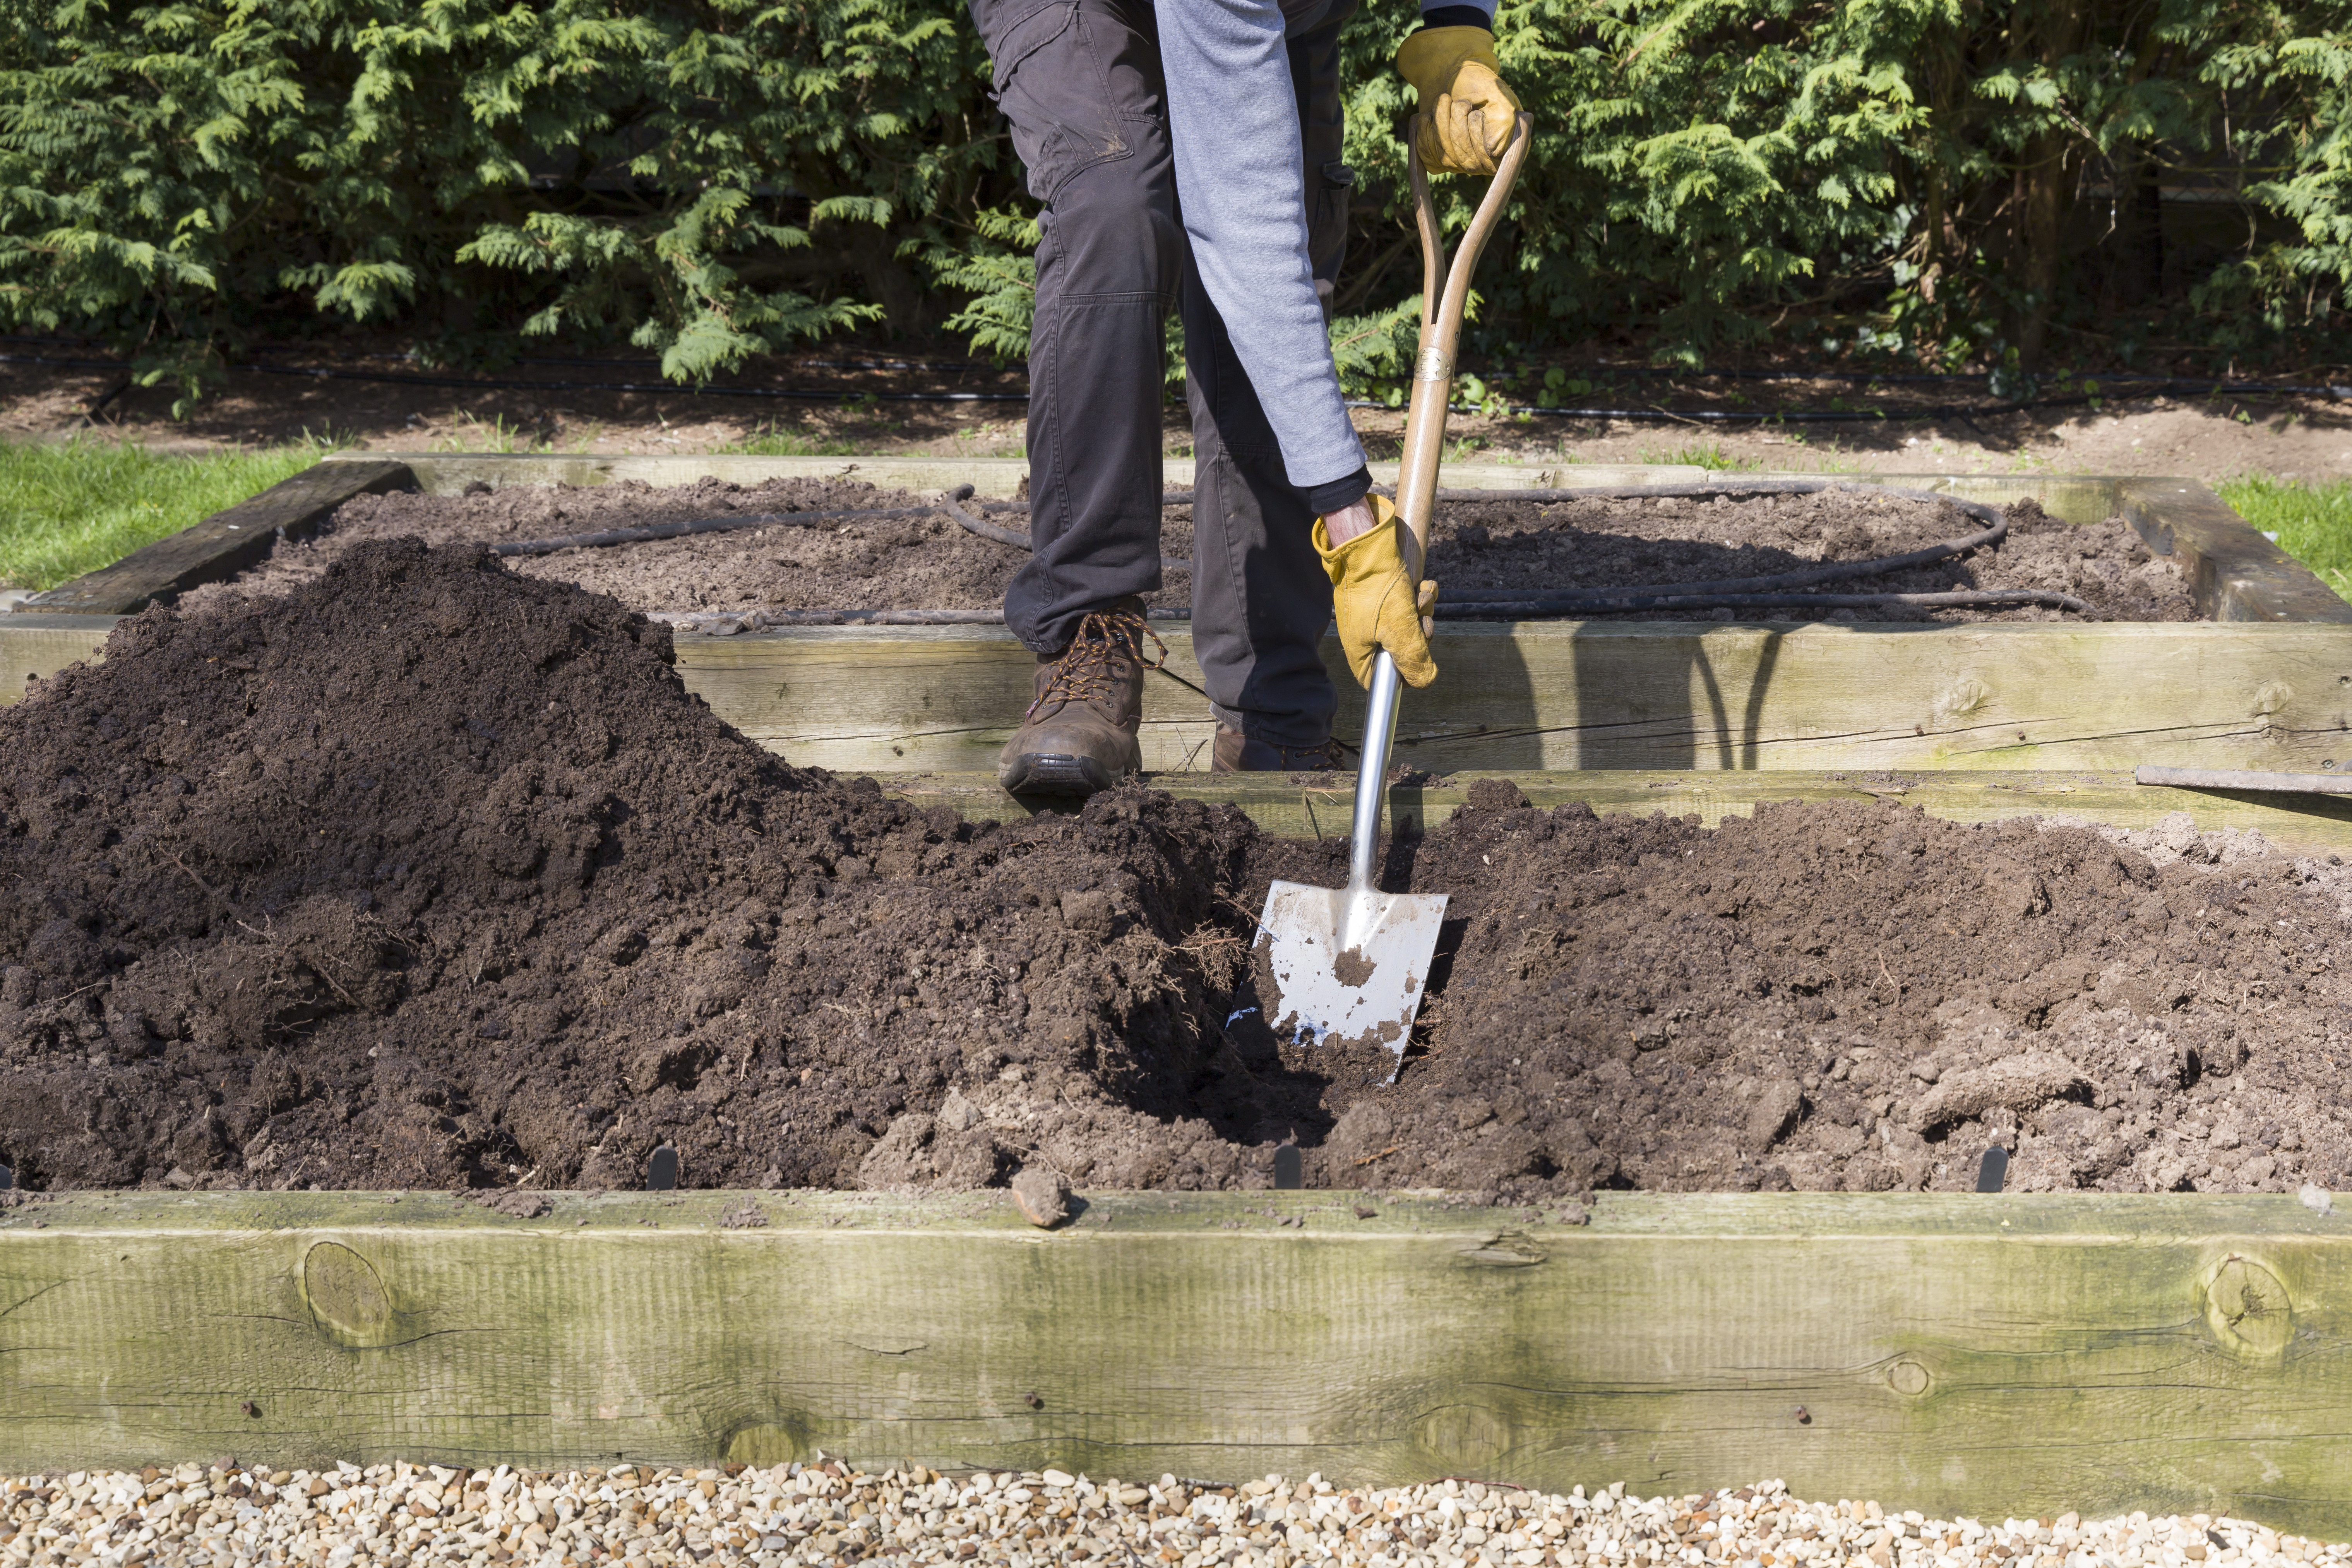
987,1,1134,202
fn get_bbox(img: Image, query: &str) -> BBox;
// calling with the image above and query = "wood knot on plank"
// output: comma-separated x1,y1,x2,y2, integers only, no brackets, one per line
1887,1359,1930,1397
2203,1254,2293,1359
301,1240,394,1347
725,1418,814,1468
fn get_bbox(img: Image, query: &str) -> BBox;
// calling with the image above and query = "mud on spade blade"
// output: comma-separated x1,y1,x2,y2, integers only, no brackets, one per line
1256,879,1448,1083
1246,112,1525,1090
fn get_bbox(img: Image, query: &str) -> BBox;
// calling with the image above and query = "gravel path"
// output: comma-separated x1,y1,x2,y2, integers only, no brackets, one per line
4,1462,2340,1568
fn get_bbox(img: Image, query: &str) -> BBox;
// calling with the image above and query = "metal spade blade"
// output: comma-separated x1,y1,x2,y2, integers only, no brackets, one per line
1258,875,1448,1080
1247,115,1524,1083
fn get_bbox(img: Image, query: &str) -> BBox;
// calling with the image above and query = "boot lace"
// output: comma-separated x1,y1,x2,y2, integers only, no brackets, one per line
1028,607,1167,720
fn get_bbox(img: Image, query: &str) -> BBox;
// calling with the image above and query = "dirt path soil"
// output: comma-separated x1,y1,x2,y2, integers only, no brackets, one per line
1,544,2340,1197
8,339,2344,493
178,478,2193,625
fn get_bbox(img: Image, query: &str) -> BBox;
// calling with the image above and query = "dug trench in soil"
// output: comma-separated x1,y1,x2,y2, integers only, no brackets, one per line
0,543,2331,1198
176,476,2194,625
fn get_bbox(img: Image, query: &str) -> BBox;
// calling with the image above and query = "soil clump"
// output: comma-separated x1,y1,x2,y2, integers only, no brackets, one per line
180,477,2193,625
2,544,2330,1199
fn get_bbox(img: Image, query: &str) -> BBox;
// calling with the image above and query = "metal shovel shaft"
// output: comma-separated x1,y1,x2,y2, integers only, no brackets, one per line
1343,113,1533,882
1346,650,1406,895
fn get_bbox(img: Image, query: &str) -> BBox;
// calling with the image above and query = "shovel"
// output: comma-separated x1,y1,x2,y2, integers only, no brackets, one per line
1256,111,1535,1078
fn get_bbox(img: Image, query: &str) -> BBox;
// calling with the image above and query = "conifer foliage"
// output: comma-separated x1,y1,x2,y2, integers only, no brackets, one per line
4,0,2352,400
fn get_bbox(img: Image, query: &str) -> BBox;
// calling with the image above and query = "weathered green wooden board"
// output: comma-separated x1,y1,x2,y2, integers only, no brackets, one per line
0,612,114,702
680,619,2352,775
885,767,2352,855
2121,479,2349,623
3,1190,2352,1534
14,610,2352,777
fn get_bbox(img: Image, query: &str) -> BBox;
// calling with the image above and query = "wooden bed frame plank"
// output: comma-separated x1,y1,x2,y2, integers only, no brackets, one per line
678,620,2352,776
3,1190,2352,1534
2114,478,2352,623
0,612,114,701
8,458,2349,780
12,610,2352,781
10,457,2338,630
883,767,2352,854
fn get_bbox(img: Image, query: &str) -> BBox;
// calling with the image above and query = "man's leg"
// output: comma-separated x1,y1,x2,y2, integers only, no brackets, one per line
968,0,1182,792
1185,0,1361,772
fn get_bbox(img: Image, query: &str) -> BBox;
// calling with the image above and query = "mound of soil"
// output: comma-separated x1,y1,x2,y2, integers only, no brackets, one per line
1,540,1258,1192
179,477,2193,626
2,544,2333,1198
1246,793,2352,1197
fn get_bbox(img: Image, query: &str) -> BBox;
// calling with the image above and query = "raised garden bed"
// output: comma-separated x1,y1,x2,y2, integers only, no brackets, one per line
8,454,2352,1523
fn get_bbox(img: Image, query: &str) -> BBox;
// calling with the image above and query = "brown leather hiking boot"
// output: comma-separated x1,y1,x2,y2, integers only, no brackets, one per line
1211,725,1344,773
997,598,1163,796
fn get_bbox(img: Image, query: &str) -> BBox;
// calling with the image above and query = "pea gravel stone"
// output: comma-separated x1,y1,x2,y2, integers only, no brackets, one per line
2,1462,2341,1568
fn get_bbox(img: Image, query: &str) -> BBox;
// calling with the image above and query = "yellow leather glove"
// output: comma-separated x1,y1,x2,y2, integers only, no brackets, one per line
1395,26,1522,175
1314,495,1439,690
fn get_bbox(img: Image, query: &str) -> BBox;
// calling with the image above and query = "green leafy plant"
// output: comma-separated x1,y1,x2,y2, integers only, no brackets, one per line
0,0,1004,409
1639,439,1763,470
10,0,2352,404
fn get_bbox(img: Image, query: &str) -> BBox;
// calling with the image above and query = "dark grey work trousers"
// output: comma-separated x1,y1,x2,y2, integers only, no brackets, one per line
968,0,1356,749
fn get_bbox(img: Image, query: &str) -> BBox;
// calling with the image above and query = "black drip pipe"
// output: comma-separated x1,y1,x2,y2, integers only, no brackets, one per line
940,484,1194,574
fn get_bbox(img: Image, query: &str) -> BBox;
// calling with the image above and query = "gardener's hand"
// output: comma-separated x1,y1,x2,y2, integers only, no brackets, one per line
1315,495,1438,690
1394,26,1522,175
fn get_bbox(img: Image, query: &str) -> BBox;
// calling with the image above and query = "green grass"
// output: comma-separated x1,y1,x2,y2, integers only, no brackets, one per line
0,439,331,591
1638,440,1762,471
718,423,865,458
2217,473,2352,603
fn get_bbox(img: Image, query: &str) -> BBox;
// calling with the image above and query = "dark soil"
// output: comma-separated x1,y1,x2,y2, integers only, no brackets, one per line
3,545,2329,1200
178,478,2194,626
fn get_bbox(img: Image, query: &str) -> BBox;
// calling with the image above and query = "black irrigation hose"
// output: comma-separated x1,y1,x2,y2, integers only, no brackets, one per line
0,352,1031,404
937,484,1032,549
15,337,2349,396
1381,478,2004,523
669,607,1198,628
1375,399,2079,422
942,484,1195,573
493,483,1204,558
673,588,2085,627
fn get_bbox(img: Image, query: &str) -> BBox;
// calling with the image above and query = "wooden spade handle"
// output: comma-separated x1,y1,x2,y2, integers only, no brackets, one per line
1393,111,1535,583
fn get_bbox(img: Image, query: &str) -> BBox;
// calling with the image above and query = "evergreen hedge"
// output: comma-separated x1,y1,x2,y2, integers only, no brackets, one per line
4,0,2350,408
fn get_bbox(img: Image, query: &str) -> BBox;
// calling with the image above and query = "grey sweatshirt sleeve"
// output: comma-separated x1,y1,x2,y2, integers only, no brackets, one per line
1157,0,1367,499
